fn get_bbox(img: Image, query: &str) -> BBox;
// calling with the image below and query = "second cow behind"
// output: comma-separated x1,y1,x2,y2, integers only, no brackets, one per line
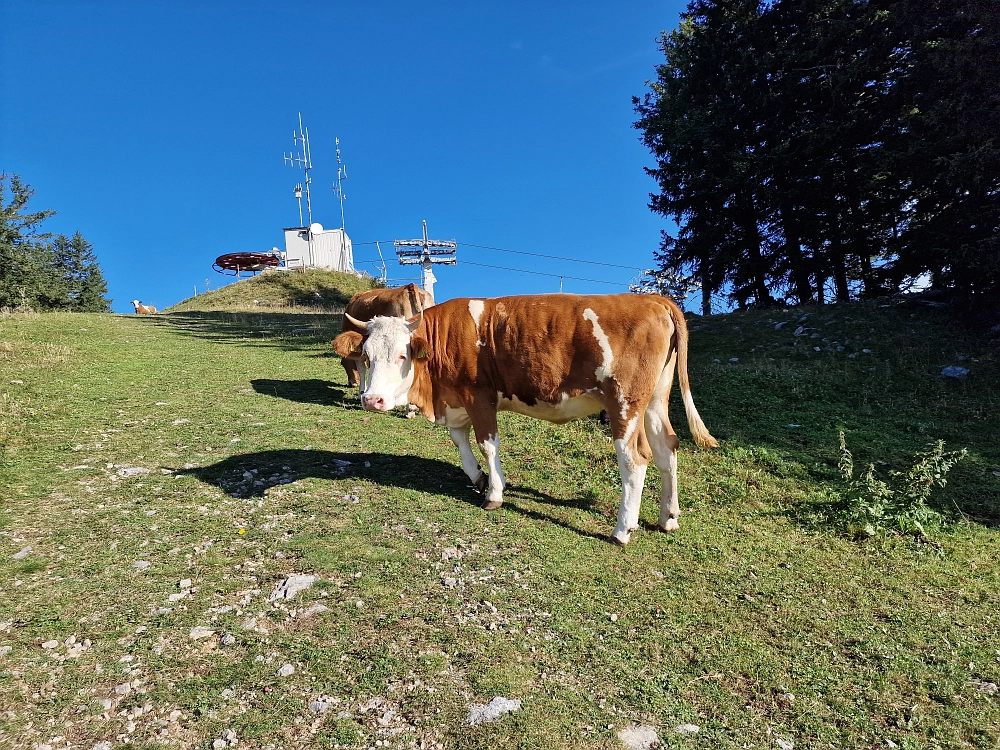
336,283,434,397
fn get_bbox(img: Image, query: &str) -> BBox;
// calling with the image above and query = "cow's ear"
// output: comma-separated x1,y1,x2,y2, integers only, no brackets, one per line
410,336,432,361
332,331,364,359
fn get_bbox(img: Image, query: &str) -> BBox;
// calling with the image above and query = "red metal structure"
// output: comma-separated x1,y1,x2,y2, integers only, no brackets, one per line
213,252,283,276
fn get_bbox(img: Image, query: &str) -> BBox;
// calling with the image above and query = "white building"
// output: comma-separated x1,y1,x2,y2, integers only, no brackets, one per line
281,223,354,272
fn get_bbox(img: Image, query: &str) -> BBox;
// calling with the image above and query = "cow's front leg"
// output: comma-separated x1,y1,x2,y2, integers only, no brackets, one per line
449,426,487,493
356,361,368,402
470,413,505,510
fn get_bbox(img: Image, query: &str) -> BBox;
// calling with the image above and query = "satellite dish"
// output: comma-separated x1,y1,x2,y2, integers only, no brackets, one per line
310,222,324,234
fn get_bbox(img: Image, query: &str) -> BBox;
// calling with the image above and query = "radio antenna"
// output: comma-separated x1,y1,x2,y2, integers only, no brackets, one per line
284,113,314,227
332,137,348,230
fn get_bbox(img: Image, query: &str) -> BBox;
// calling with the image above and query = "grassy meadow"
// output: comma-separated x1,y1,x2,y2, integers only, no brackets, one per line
1,279,998,750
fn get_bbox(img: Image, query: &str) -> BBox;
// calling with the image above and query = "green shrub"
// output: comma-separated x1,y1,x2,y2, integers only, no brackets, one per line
836,432,967,539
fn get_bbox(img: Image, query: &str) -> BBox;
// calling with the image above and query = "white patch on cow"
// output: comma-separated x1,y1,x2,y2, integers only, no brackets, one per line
610,439,648,545
583,308,614,381
478,433,506,505
621,413,640,447
468,300,486,347
498,392,601,424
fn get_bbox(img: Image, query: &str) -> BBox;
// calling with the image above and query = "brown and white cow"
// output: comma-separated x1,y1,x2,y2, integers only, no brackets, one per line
336,283,434,396
332,293,717,545
131,300,157,314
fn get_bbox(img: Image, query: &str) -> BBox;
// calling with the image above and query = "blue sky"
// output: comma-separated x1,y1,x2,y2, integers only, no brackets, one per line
1,1,686,312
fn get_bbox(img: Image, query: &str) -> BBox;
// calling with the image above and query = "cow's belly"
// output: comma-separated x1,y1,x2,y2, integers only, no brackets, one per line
498,392,602,424
435,405,472,428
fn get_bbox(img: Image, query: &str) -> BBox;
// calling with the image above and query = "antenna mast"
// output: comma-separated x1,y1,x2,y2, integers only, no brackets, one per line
332,137,348,230
284,113,314,227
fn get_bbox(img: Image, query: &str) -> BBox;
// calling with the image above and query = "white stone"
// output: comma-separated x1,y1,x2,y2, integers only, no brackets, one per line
117,467,150,477
189,627,215,640
617,724,659,750
41,640,59,649
675,723,700,734
277,663,295,677
268,574,317,601
92,743,113,750
302,603,330,617
179,578,192,588
466,696,521,726
12,546,31,560
132,561,151,570
776,739,794,750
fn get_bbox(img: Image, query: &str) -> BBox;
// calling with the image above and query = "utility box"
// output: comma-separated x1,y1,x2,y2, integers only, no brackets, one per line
283,223,354,272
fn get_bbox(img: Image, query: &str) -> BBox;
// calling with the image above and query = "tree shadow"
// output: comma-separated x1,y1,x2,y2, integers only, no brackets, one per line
250,378,353,408
177,448,618,542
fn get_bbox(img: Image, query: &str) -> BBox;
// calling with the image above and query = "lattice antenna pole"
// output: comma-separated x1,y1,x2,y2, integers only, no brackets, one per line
332,137,348,231
284,112,315,265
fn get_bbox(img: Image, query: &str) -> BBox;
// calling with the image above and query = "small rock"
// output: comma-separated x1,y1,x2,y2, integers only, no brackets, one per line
972,680,999,694
711,359,721,364
443,578,458,589
213,740,227,750
220,633,237,647
774,322,787,330
269,574,317,601
221,729,238,742
117,466,150,477
466,696,522,726
179,578,192,589
355,600,364,609
190,627,215,640
674,723,700,735
172,419,189,425
617,724,659,749
309,700,331,714
862,348,871,354
776,739,794,750
778,692,795,704
941,365,970,379
729,357,739,363
277,663,295,677
0,646,12,657
793,326,805,336
92,743,113,750
609,613,619,622
115,682,131,695
132,561,151,570
41,640,59,649
302,603,330,617
345,494,360,504
12,546,31,560
9,380,23,385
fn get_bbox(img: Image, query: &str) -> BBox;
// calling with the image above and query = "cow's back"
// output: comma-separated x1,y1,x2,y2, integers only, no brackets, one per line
343,283,432,332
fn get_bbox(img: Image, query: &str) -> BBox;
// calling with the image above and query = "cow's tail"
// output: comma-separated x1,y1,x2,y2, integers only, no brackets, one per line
666,300,718,449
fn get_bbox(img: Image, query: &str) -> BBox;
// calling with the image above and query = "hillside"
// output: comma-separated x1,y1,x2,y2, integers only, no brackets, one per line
0,299,998,749
166,268,378,313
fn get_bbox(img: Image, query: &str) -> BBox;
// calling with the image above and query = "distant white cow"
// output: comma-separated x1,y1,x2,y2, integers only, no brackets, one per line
131,300,157,314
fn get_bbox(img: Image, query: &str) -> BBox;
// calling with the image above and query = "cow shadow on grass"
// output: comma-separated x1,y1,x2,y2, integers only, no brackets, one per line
251,378,354,408
178,448,616,542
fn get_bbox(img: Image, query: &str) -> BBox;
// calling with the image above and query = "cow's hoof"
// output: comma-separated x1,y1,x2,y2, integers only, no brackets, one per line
609,532,630,546
658,518,680,533
482,499,503,510
473,473,488,494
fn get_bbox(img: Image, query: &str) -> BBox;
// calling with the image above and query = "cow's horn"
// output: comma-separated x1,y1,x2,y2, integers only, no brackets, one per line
344,313,368,332
405,311,423,332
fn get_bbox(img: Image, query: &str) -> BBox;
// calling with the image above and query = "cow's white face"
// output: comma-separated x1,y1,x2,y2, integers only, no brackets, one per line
359,316,417,412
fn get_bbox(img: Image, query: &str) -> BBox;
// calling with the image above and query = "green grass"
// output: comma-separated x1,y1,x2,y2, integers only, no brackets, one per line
166,268,378,313
1,298,998,750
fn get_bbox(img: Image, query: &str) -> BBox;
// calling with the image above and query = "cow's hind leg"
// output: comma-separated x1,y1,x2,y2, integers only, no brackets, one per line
645,354,682,532
609,406,651,546
449,426,488,494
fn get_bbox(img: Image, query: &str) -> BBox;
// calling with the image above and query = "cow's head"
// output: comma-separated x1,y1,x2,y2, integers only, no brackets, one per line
332,314,431,412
